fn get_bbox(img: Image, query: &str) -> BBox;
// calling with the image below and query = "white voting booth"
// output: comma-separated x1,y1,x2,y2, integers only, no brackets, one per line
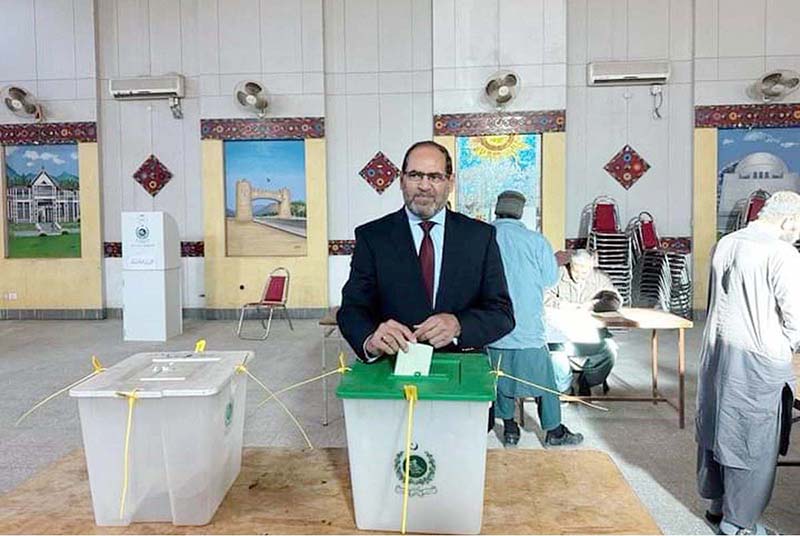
122,212,182,341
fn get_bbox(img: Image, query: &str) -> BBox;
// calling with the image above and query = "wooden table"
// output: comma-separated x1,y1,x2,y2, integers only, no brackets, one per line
0,448,661,534
319,306,342,426
546,307,694,428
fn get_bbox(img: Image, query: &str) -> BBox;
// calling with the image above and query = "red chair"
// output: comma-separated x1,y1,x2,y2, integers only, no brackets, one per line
631,211,661,256
591,196,621,234
738,189,770,229
236,267,294,340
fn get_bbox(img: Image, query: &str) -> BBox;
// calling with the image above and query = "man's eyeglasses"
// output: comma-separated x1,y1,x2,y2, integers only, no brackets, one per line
404,170,450,184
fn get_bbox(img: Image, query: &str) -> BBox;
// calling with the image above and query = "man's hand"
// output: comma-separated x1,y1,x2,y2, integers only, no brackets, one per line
413,313,461,349
365,319,416,356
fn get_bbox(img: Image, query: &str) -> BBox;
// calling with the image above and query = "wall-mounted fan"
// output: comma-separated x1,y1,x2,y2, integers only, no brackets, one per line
748,70,800,102
235,81,269,118
483,70,519,109
2,86,45,122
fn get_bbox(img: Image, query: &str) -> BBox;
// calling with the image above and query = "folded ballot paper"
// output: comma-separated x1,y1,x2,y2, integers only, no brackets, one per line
393,342,433,377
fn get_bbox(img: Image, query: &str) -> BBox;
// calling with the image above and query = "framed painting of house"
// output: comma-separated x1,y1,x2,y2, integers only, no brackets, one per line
4,143,81,258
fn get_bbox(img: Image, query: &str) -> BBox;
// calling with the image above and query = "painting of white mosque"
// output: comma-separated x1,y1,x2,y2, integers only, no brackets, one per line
223,140,307,257
456,134,541,230
4,144,81,258
717,127,800,236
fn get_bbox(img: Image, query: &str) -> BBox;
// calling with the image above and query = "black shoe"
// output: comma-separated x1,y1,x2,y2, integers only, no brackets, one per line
577,376,591,397
602,380,610,394
503,419,520,447
488,405,495,433
705,510,722,525
545,425,584,446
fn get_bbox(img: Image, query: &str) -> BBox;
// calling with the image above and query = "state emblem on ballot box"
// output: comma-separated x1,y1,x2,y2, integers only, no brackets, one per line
394,446,438,497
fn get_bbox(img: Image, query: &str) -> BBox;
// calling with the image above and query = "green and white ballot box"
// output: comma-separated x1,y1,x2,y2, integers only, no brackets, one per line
337,353,494,534
70,351,252,526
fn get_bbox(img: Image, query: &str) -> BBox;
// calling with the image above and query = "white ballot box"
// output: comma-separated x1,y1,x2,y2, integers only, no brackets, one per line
70,350,253,526
336,353,494,534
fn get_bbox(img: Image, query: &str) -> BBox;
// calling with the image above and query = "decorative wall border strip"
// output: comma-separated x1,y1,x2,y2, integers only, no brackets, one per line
0,122,97,144
695,104,800,129
200,117,325,140
103,242,122,257
180,241,205,257
328,240,356,255
104,241,205,258
565,237,692,254
564,238,588,250
433,110,565,136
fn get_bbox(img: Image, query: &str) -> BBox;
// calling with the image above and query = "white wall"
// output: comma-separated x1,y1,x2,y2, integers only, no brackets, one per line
694,0,800,105
324,0,434,305
565,0,694,239
432,0,567,114
96,0,325,308
9,0,795,310
0,0,97,123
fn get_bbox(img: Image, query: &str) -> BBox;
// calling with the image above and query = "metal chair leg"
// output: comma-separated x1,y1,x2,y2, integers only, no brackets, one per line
265,307,275,339
236,307,247,337
519,398,526,428
284,305,294,330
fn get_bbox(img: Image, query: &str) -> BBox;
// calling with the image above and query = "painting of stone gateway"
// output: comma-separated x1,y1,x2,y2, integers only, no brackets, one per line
4,144,81,258
224,140,307,256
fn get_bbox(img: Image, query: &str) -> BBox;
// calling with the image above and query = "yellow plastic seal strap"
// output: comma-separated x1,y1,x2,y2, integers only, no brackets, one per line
15,355,107,427
490,355,608,412
254,352,351,411
116,389,139,520
401,384,418,535
235,363,314,450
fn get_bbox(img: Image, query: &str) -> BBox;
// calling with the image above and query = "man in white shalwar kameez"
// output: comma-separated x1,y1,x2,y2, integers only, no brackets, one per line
696,191,800,535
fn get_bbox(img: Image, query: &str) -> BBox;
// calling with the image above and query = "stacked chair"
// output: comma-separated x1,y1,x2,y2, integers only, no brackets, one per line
586,196,633,306
629,212,692,319
736,189,800,253
736,189,770,231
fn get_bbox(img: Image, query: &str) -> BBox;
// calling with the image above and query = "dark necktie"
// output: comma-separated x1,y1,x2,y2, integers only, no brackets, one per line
419,221,435,306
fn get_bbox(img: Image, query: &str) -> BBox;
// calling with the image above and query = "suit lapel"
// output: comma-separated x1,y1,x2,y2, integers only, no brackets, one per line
434,210,458,313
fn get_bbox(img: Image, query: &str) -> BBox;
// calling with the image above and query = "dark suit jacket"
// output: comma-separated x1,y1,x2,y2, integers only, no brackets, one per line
337,207,515,362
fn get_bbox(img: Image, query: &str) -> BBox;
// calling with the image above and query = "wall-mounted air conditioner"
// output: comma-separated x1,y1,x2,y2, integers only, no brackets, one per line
587,61,670,86
109,75,185,119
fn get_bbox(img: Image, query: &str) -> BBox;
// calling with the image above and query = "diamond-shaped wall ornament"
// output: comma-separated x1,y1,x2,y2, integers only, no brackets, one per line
359,151,399,194
133,154,173,197
603,144,651,190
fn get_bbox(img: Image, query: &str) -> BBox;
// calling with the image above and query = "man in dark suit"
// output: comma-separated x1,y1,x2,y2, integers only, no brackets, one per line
337,140,515,362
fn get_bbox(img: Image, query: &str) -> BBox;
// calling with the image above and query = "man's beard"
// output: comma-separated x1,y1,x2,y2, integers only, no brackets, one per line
406,194,441,218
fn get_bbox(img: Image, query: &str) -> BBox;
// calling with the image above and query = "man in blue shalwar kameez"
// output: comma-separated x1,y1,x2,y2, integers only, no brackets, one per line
487,190,584,447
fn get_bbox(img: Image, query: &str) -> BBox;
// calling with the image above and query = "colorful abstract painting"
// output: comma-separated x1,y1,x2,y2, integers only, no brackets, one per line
456,134,541,229
716,127,800,236
4,144,81,258
224,140,307,257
